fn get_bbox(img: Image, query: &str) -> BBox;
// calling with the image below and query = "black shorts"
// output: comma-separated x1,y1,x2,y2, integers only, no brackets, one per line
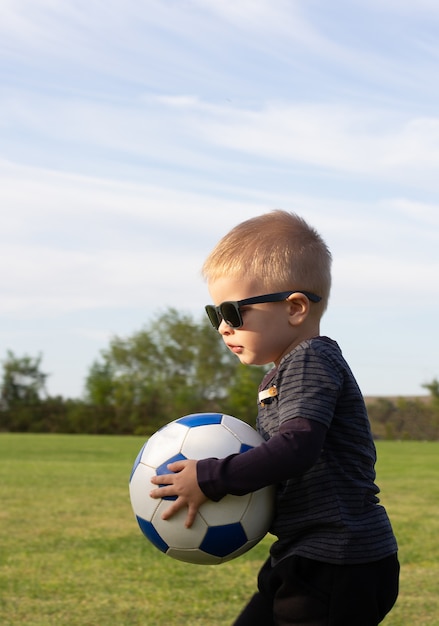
233,553,399,626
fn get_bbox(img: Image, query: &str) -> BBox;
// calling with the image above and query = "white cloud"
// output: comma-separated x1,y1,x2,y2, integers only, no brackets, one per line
3,85,439,191
0,159,268,230
386,197,439,227
0,161,267,317
359,0,439,16
1,160,437,321
195,102,439,188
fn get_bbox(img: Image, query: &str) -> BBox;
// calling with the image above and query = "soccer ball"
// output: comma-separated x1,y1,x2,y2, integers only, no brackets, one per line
129,412,274,565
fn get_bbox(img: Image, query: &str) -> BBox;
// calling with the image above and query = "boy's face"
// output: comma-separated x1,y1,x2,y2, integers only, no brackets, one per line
207,277,317,367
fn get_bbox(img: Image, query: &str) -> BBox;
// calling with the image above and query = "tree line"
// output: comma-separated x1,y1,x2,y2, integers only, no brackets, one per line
1,308,438,440
0,309,266,436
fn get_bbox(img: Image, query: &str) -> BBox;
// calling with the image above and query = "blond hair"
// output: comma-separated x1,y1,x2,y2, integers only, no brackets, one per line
202,210,332,312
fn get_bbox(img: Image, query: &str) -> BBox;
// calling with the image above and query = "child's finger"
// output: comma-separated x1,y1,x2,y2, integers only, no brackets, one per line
149,485,174,499
167,459,189,472
150,473,174,486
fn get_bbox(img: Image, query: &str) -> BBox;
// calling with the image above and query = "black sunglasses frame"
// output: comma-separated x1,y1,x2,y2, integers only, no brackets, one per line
205,290,322,330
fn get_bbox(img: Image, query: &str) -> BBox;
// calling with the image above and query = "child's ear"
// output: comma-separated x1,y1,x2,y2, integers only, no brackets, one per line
286,293,310,326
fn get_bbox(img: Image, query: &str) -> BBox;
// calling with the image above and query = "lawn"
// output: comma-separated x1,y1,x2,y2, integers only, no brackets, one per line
0,435,438,625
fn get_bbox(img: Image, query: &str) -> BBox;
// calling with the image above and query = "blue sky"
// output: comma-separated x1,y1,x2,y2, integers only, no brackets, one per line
1,0,438,399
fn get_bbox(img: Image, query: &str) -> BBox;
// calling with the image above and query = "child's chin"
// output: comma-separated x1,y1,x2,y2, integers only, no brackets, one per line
238,355,257,366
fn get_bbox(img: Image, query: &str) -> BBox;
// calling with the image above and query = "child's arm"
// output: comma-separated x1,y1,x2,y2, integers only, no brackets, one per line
150,417,326,528
198,417,327,501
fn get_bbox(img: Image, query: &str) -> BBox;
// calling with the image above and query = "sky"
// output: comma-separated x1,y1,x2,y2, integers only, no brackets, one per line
1,0,438,400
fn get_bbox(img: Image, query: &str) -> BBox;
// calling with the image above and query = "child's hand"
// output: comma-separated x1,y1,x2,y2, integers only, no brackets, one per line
150,459,207,528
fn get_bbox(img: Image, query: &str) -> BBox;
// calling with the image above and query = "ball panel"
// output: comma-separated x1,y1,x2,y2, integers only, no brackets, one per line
141,422,189,468
152,505,208,549
176,413,223,427
129,442,147,482
200,522,248,557
221,414,265,447
240,486,275,539
129,463,160,522
156,452,187,476
136,516,169,553
220,536,262,562
182,423,241,459
199,494,250,525
166,547,222,565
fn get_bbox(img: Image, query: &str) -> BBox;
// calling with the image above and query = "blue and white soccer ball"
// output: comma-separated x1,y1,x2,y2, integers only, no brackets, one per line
129,412,274,565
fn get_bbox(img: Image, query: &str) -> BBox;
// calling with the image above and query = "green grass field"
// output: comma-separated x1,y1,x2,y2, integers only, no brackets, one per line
0,434,438,625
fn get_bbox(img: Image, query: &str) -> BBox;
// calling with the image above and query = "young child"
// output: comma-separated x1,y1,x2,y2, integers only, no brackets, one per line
150,210,399,625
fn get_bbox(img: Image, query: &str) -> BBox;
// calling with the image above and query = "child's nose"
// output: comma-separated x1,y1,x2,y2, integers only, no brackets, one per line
218,318,234,335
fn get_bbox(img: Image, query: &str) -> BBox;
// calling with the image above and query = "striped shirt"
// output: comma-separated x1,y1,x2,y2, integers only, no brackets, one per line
197,336,398,565
259,336,398,565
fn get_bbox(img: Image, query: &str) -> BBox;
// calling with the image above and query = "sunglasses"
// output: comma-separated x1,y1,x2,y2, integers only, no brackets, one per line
205,290,322,330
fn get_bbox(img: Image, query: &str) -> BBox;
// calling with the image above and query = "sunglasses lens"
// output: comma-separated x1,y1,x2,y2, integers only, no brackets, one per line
205,302,243,329
220,302,241,328
205,305,221,329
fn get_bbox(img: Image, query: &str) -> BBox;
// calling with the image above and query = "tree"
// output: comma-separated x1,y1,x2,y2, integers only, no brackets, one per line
225,363,269,425
0,351,48,409
84,308,266,434
0,351,49,432
422,378,439,409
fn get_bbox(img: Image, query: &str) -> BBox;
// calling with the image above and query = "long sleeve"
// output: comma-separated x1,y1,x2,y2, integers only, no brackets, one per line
196,417,327,502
